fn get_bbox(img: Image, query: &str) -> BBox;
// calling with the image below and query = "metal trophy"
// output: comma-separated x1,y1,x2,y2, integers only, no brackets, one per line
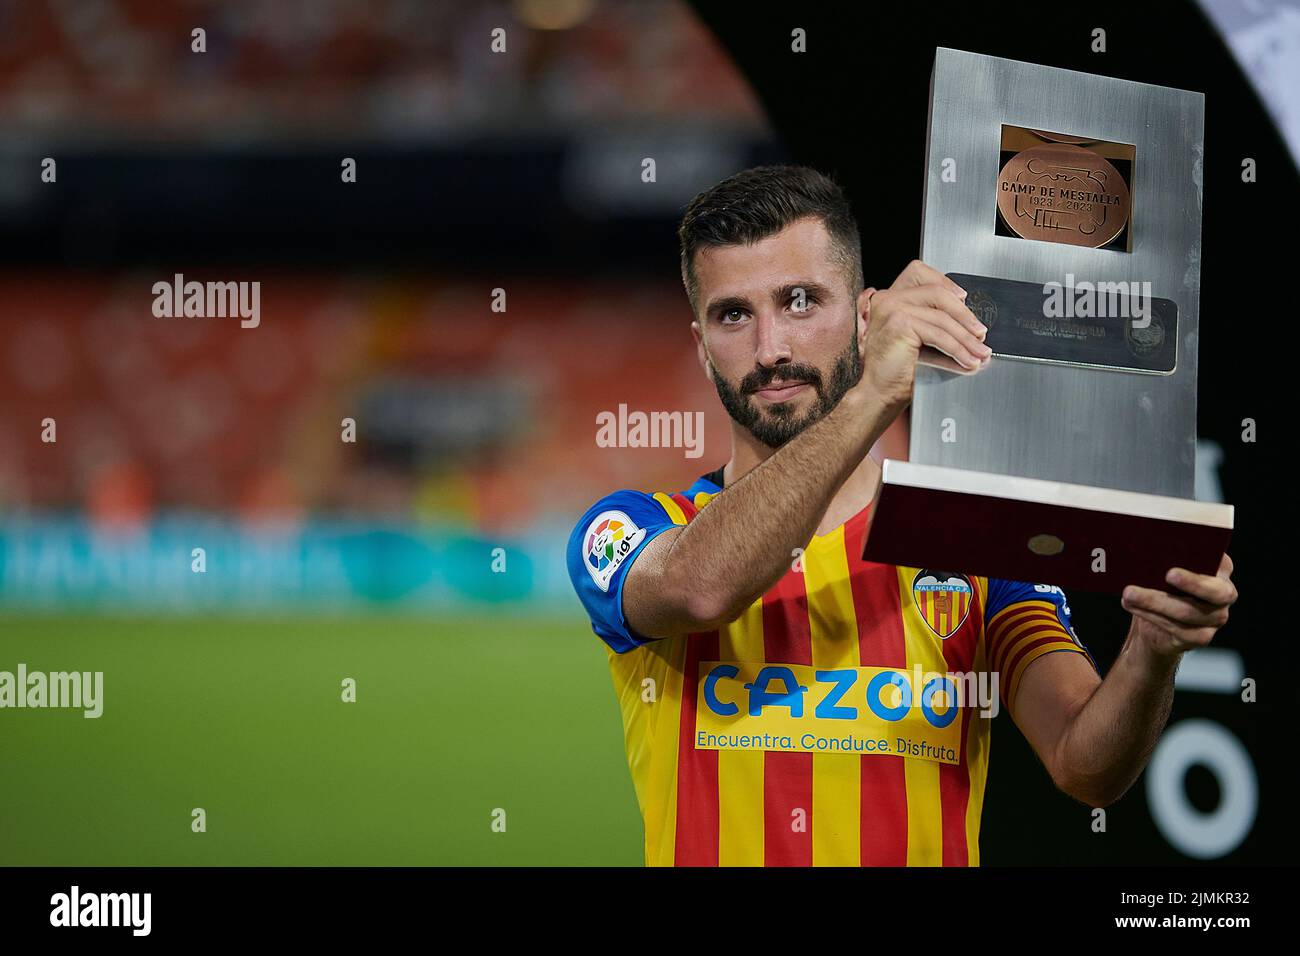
863,48,1233,594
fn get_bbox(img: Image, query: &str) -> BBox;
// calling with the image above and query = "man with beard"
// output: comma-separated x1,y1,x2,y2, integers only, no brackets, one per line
565,165,1237,867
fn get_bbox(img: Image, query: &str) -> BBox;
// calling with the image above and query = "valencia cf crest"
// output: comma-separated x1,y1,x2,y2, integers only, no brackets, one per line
911,570,973,639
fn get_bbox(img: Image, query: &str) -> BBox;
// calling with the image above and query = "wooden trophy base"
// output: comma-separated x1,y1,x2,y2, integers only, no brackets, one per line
862,460,1233,594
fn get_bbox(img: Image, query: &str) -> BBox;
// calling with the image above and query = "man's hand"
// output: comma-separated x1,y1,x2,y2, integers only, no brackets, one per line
1121,552,1238,657
1022,552,1239,806
856,259,993,412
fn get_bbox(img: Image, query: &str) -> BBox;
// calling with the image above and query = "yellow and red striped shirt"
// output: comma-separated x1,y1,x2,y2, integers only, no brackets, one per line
566,474,1096,866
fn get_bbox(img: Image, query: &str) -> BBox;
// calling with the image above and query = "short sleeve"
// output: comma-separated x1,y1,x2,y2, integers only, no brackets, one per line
984,579,1098,717
565,490,681,653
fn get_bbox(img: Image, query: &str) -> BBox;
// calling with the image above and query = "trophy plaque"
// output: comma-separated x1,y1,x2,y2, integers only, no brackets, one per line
862,48,1234,595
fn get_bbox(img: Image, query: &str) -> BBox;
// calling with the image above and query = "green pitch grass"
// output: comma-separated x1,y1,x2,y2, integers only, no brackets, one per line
0,611,643,865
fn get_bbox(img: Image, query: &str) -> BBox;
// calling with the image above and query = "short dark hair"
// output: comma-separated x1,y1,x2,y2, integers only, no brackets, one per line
677,164,864,312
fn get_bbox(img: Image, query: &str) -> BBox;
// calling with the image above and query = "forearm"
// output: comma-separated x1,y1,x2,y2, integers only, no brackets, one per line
662,383,900,624
1052,619,1179,806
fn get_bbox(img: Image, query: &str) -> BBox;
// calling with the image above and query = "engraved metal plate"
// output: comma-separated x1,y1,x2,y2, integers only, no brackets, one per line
950,272,1177,374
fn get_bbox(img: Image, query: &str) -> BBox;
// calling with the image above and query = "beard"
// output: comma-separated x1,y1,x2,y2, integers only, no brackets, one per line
710,332,863,449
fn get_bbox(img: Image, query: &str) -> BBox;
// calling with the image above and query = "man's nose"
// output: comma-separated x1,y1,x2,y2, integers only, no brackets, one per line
753,310,793,367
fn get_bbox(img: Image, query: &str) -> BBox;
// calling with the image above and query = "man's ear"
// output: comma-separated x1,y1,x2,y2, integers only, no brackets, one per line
691,320,714,382
856,287,877,345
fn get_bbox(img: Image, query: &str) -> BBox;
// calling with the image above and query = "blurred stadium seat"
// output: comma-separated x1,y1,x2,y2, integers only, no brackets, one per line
0,0,781,611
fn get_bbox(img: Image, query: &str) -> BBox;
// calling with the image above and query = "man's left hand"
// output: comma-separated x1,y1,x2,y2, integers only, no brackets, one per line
1121,553,1238,657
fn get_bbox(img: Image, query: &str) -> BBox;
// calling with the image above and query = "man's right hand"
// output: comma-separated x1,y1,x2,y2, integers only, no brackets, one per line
855,259,992,412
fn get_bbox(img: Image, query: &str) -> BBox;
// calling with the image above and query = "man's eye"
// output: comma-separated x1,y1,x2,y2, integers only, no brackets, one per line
720,309,747,324
790,295,819,313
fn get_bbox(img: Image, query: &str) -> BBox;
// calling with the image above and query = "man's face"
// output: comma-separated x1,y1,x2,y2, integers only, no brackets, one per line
690,216,864,449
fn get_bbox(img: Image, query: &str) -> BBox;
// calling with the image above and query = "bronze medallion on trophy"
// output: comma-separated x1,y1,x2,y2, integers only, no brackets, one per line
996,140,1131,249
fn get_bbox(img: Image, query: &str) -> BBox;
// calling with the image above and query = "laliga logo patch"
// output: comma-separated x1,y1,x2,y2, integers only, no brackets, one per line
912,570,973,639
584,510,646,592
